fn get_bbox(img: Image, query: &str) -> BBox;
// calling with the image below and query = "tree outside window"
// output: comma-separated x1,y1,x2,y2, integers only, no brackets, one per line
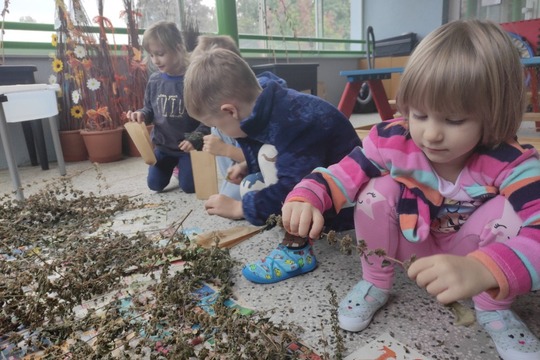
237,0,351,52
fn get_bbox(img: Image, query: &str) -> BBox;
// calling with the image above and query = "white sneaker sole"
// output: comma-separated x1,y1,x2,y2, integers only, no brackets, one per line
338,313,374,332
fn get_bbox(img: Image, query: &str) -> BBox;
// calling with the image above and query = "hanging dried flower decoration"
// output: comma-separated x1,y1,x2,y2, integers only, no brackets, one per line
72,89,81,104
51,33,58,47
86,106,113,130
70,104,84,118
82,58,93,70
52,0,147,131
86,77,101,91
73,45,87,59
73,70,84,86
132,46,142,62
52,58,63,73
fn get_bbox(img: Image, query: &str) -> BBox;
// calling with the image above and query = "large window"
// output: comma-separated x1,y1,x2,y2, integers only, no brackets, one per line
1,1,356,56
460,0,535,22
137,0,217,32
237,0,352,51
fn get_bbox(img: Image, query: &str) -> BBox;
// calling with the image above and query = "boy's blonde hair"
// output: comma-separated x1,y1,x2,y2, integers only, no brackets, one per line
191,35,241,58
184,48,261,119
396,19,526,148
142,21,189,73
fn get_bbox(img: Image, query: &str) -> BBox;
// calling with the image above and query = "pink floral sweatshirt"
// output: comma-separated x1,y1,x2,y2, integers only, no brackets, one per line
286,119,540,300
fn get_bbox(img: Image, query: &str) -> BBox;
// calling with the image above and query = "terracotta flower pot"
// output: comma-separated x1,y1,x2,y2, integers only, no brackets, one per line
59,129,88,162
80,127,123,163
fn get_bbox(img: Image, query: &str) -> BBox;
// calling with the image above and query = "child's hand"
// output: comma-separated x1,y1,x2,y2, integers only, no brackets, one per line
203,135,227,156
204,194,243,219
178,140,195,152
281,201,324,240
226,162,248,185
407,254,498,304
126,110,145,123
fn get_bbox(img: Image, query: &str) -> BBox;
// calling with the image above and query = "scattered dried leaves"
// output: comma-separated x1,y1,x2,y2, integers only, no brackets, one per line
447,302,476,327
0,175,329,359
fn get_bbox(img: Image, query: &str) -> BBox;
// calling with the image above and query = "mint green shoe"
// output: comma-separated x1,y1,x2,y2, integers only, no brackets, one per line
338,280,389,332
242,243,317,284
477,309,540,360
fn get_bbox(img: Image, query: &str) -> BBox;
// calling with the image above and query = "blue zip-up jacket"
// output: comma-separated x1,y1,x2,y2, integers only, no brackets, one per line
237,77,362,227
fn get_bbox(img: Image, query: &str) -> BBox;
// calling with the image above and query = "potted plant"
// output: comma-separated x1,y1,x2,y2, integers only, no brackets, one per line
50,0,90,161
52,0,147,163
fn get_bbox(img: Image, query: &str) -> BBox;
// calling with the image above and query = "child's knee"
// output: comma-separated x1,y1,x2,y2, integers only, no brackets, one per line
239,172,266,198
181,186,195,194
148,182,166,192
146,175,169,192
257,144,278,185
178,176,195,194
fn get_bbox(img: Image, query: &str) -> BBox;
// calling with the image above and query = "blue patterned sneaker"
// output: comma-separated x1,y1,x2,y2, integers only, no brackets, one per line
338,280,389,332
242,243,317,284
476,309,540,360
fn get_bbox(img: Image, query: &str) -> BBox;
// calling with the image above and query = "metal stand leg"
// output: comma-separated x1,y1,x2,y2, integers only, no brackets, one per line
0,104,24,201
31,119,49,170
21,121,38,166
48,115,66,176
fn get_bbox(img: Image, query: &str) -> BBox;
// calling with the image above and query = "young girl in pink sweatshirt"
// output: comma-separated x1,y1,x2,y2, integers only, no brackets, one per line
283,20,540,360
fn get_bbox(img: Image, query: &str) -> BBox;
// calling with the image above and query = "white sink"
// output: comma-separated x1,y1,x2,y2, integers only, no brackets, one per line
0,83,65,201
0,84,60,123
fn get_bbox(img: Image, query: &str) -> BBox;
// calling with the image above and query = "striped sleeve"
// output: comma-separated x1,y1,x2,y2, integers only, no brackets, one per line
477,152,540,297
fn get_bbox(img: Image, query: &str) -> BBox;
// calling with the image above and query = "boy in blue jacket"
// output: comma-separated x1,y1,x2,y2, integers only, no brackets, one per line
184,48,361,283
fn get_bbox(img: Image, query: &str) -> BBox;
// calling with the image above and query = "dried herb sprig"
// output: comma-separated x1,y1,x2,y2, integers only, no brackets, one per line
326,284,345,360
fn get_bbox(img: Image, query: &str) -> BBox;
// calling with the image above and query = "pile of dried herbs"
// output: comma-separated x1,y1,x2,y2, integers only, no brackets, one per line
0,175,335,359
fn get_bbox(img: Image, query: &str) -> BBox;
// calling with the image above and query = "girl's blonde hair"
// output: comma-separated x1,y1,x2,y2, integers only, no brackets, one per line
396,19,526,148
142,21,189,73
184,48,261,119
191,35,241,58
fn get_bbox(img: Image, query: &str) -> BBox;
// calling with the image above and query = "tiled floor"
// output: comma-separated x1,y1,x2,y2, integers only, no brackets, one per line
1,113,539,359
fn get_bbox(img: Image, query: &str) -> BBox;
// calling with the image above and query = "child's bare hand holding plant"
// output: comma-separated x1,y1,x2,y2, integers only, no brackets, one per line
202,134,241,158
178,140,195,152
225,161,248,185
407,254,498,304
203,134,227,154
282,201,325,240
